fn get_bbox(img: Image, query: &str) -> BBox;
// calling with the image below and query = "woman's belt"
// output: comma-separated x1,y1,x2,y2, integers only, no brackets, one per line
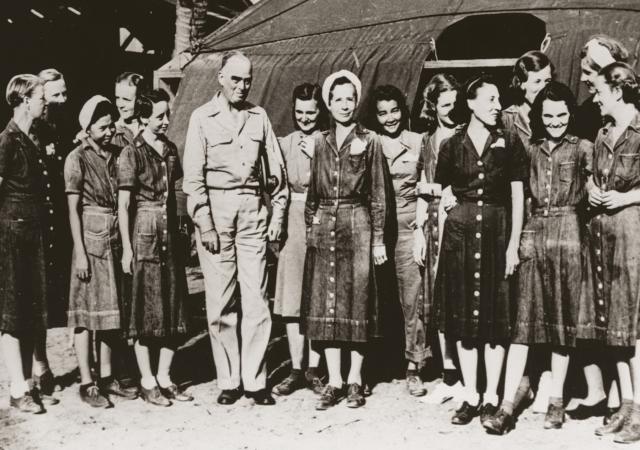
291,192,307,202
318,197,365,206
532,205,578,217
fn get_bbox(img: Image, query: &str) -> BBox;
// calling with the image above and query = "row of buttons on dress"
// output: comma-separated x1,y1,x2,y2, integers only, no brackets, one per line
472,161,484,317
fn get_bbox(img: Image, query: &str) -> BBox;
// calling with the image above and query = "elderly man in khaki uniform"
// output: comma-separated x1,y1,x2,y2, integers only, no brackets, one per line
183,51,287,406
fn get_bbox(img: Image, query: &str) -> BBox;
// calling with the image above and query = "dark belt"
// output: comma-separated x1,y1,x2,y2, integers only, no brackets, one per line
533,205,578,217
318,197,365,206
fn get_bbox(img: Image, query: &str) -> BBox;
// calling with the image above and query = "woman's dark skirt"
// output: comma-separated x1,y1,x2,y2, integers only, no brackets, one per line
436,201,514,342
513,207,591,347
126,201,187,339
0,194,47,334
579,205,640,347
301,201,382,343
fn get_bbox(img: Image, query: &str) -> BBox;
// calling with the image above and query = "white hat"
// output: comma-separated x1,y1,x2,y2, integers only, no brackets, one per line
322,70,362,107
585,39,616,69
78,95,111,130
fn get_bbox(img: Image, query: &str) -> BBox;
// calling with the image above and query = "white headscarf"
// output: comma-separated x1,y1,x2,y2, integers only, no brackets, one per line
321,70,362,107
78,95,111,131
584,38,616,69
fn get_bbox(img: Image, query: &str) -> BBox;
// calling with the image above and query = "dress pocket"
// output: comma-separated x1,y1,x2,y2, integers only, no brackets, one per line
617,153,640,182
518,230,536,261
83,214,110,259
135,233,160,263
348,152,367,173
559,161,576,183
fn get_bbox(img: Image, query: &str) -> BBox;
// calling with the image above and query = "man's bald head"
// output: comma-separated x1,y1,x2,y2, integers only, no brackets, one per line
218,51,252,105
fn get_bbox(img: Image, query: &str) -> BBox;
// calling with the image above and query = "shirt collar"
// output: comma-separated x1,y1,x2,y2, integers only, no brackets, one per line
204,91,261,117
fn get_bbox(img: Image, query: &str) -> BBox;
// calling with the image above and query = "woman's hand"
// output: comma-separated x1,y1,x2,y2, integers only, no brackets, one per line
412,229,426,266
441,191,457,212
122,246,133,275
373,244,388,266
601,190,630,210
75,251,91,281
504,244,519,279
588,184,605,207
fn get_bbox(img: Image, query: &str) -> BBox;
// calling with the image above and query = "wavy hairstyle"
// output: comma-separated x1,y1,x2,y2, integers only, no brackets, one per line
363,84,410,135
598,62,640,109
6,74,42,108
529,81,578,141
421,73,458,134
291,83,328,131
510,50,555,105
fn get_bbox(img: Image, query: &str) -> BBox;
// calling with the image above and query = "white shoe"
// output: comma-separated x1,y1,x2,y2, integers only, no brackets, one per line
531,371,551,414
421,381,464,404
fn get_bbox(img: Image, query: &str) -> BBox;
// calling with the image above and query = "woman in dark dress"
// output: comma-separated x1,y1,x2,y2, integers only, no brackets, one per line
302,70,388,410
415,73,464,404
483,82,594,434
0,74,48,414
118,89,192,407
435,74,527,426
583,63,640,444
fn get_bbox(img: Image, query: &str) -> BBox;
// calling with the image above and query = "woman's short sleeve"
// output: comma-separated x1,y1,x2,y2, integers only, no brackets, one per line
117,145,138,189
64,150,84,194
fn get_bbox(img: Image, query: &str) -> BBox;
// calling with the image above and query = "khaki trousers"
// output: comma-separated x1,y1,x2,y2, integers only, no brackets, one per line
196,190,271,391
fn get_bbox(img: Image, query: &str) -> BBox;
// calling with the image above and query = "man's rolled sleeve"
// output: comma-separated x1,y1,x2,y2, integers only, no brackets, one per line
182,111,215,232
264,115,288,226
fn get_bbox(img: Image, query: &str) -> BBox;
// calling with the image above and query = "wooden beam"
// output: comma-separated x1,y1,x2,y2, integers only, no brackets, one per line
423,58,518,69
207,10,231,20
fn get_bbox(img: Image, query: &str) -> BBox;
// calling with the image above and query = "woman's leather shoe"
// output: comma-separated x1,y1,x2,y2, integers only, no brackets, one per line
451,401,479,425
217,388,243,405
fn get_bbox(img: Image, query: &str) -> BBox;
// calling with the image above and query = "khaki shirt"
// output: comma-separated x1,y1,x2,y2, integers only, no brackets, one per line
182,92,288,232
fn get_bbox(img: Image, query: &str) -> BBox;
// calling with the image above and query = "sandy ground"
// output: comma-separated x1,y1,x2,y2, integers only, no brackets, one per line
0,325,625,450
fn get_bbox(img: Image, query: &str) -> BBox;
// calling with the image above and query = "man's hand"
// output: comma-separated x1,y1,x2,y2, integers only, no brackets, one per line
201,229,220,254
412,229,426,266
268,221,282,242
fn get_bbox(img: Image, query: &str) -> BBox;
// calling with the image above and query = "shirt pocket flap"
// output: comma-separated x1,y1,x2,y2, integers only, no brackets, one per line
205,130,233,147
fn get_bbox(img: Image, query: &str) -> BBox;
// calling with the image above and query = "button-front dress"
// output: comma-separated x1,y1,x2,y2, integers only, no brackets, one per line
581,113,640,346
301,125,387,342
274,130,314,317
435,127,528,341
65,143,123,330
0,120,48,334
118,135,187,338
513,135,593,346
380,130,429,363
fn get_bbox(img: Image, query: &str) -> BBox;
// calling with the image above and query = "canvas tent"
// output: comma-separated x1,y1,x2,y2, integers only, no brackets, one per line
160,0,640,212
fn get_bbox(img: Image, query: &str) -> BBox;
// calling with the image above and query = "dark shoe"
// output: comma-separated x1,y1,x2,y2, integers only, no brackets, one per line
34,370,55,395
246,389,275,406
272,371,304,396
544,404,565,429
217,388,243,405
451,401,480,425
316,385,345,411
79,383,110,408
34,371,59,406
614,422,640,444
596,410,629,436
406,373,427,397
480,403,498,425
346,383,365,408
160,384,193,402
10,391,45,414
566,398,607,420
140,385,171,407
305,369,326,395
100,378,138,400
483,408,514,435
